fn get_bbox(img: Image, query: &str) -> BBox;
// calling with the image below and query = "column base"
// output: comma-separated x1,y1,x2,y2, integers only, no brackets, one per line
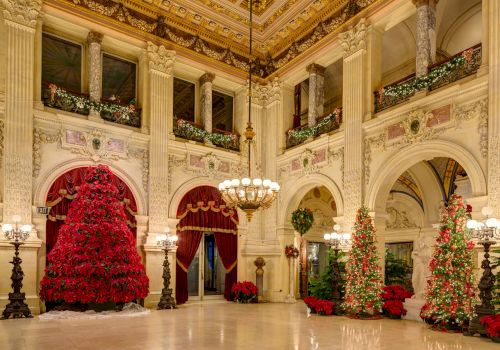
284,295,296,304
402,298,425,322
1,292,33,319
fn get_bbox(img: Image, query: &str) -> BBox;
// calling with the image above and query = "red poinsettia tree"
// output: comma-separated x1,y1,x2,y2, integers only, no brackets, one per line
421,194,475,328
343,207,384,317
40,165,149,304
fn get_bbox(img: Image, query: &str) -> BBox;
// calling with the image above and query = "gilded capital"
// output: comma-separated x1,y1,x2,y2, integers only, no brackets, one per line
199,73,215,85
87,31,103,45
146,41,175,75
339,18,368,58
2,0,42,28
306,63,326,76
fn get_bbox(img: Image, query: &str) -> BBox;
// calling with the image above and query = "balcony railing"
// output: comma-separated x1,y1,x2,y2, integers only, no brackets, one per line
173,118,240,151
285,108,342,149
374,44,482,113
42,83,141,128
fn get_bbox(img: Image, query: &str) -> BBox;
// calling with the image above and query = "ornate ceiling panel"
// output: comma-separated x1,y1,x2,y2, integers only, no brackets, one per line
47,0,379,78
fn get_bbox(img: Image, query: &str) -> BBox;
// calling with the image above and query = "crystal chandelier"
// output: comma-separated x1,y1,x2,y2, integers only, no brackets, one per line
218,0,280,221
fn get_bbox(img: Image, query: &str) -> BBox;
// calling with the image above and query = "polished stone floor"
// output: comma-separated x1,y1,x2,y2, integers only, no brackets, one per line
0,302,496,350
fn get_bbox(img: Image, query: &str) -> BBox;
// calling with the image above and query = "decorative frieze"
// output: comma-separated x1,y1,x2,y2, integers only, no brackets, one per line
2,0,42,28
386,206,417,230
453,98,488,158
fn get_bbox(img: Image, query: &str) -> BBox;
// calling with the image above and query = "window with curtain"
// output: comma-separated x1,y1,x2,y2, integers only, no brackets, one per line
173,77,195,122
42,33,82,93
212,90,233,132
101,53,137,105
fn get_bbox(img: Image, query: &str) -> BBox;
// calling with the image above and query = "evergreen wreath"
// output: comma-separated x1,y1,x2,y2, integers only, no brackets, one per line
291,208,314,235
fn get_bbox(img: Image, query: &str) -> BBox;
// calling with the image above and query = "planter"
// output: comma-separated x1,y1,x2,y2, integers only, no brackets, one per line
491,337,500,343
388,314,402,320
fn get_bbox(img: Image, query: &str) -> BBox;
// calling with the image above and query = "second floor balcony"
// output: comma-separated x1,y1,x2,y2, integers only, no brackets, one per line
374,44,482,113
285,108,342,150
173,118,240,152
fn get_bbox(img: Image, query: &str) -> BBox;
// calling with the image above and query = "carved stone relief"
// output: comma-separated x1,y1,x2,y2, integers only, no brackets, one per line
453,97,488,158
385,206,417,230
33,128,61,178
146,41,175,75
339,18,367,57
1,0,42,28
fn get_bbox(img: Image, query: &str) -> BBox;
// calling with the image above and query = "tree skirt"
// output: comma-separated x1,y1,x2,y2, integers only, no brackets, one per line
39,303,150,320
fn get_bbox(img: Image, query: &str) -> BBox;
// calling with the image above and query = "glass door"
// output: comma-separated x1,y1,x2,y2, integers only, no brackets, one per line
186,233,225,301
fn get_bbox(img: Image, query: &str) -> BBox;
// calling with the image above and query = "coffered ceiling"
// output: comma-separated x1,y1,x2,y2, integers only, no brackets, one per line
47,0,379,78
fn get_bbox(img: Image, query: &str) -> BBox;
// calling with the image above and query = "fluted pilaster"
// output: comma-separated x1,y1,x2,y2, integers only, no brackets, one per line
146,42,175,233
2,0,41,224
340,19,367,228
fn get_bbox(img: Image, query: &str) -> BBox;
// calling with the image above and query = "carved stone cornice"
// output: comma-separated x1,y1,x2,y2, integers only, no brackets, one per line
2,0,41,28
199,73,215,85
87,31,103,44
339,18,367,58
146,42,175,75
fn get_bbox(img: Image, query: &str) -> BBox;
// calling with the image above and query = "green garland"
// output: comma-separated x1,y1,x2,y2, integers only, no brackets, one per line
380,48,473,99
292,208,314,235
48,84,136,121
176,119,238,145
287,108,341,142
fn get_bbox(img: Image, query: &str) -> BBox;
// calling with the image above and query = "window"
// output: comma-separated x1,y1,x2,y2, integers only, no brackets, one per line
212,90,233,132
42,33,82,93
101,54,137,105
173,78,195,122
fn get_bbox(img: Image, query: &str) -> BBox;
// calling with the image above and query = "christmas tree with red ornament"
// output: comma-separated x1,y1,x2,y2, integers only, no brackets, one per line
343,206,384,317
421,194,475,328
40,165,149,304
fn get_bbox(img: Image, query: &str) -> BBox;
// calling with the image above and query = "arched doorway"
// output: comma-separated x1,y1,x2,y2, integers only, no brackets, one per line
175,186,238,304
45,167,138,256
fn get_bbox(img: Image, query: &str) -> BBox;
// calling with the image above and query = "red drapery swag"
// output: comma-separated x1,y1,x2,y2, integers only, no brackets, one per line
176,186,238,304
45,167,138,255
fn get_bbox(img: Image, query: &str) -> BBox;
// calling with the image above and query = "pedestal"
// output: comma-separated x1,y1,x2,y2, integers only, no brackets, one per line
402,298,425,322
285,257,296,303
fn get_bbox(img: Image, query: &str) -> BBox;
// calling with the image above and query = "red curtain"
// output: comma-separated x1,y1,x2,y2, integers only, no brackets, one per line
176,186,238,304
214,232,237,301
46,167,138,255
175,230,203,305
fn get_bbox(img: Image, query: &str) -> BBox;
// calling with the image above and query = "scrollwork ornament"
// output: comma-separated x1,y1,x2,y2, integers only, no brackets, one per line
33,128,61,178
146,42,175,75
339,18,367,57
2,0,41,28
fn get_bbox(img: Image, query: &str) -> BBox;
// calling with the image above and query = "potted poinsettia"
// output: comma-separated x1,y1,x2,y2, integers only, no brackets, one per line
481,315,500,343
231,281,258,303
381,285,412,319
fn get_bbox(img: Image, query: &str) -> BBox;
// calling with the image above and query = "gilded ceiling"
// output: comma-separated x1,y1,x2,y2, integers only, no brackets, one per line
48,0,379,78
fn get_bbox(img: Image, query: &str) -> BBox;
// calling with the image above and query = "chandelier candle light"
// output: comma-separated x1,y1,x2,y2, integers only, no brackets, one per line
1,215,33,319
324,224,351,308
465,206,500,336
218,0,280,221
156,228,178,310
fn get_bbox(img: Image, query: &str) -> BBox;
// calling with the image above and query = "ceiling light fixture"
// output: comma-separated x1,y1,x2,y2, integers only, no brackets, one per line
218,0,280,221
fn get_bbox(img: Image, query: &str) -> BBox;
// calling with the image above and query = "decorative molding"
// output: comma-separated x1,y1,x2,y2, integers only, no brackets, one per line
339,18,367,57
364,133,386,185
328,146,344,187
167,154,187,193
33,128,61,178
252,78,282,106
2,0,41,28
386,206,417,230
0,120,4,165
128,147,149,191
298,149,318,176
146,42,175,75
453,98,488,158
3,155,32,222
488,136,500,216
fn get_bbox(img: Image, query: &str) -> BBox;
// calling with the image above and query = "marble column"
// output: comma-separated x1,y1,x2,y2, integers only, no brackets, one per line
1,0,43,313
413,0,437,77
340,19,368,227
306,63,325,127
200,72,215,134
143,42,175,306
87,31,103,120
487,0,500,216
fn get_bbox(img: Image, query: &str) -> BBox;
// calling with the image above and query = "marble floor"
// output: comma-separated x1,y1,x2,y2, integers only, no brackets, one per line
0,302,496,350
